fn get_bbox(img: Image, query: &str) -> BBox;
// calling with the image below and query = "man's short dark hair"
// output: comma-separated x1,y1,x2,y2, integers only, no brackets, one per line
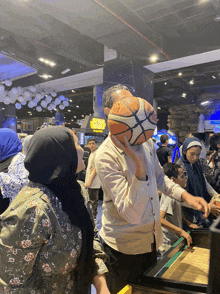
209,133,220,151
102,84,129,109
87,138,97,144
160,135,169,144
163,163,181,179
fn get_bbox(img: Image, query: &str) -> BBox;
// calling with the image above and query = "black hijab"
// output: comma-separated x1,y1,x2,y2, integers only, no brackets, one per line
24,126,94,293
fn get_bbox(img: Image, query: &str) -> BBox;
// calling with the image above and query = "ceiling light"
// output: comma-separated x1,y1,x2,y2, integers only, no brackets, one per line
189,80,194,85
164,82,167,85
44,60,50,64
157,107,161,109
182,93,186,97
39,74,53,79
149,55,158,62
71,90,75,93
61,68,71,74
82,115,84,117
212,75,216,79
69,99,72,102
74,116,76,118
68,110,71,112
76,105,79,108
214,15,220,21
49,62,56,67
38,58,45,62
71,119,73,121
178,72,182,76
201,101,210,105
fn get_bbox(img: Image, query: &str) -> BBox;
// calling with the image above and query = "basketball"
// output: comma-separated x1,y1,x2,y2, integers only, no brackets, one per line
108,96,157,146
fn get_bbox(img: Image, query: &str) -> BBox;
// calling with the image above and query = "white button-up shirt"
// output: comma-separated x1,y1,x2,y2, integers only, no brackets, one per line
95,137,185,254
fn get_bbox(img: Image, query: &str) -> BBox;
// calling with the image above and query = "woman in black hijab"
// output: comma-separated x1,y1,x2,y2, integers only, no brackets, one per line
0,126,109,294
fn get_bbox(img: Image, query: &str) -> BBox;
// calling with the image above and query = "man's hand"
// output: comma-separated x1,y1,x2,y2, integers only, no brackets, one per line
181,191,210,219
180,230,193,247
86,180,91,188
110,135,146,181
208,200,220,217
188,223,202,229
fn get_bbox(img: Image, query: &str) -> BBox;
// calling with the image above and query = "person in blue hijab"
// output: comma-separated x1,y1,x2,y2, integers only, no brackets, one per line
177,137,220,229
0,128,28,213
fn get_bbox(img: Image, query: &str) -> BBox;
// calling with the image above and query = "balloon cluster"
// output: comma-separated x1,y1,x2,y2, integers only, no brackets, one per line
0,80,69,112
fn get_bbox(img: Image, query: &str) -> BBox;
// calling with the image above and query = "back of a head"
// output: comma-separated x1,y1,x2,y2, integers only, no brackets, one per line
209,134,220,151
0,128,22,161
163,162,180,179
24,126,77,184
160,134,168,144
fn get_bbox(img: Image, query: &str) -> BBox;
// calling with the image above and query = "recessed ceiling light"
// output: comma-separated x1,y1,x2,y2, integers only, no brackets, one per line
157,107,161,109
182,93,187,97
71,119,73,121
212,75,216,79
74,116,76,118
178,72,182,76
61,68,71,74
76,105,79,108
201,101,210,105
149,55,158,62
68,110,71,112
164,82,167,85
38,58,45,62
71,90,75,93
189,80,194,85
39,74,53,79
69,100,72,102
82,115,84,117
49,62,56,67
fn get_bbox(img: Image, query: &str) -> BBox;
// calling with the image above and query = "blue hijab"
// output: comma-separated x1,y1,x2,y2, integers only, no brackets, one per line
181,137,212,227
0,128,22,161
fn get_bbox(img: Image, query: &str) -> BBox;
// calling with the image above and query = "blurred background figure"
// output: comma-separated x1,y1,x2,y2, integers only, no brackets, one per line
156,135,172,166
0,128,28,213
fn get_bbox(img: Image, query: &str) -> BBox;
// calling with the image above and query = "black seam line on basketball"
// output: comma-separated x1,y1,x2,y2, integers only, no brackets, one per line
132,129,155,146
109,119,133,138
120,99,145,134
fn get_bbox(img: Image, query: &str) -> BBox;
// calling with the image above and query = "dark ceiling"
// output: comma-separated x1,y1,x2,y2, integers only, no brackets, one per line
1,0,220,120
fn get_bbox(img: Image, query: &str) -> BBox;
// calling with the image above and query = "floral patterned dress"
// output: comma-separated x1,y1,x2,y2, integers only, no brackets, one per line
0,181,107,294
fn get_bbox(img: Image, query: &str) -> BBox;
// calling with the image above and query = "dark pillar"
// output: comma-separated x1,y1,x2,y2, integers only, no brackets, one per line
103,61,154,105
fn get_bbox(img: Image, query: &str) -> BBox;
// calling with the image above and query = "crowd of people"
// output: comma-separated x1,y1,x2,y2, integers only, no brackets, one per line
0,83,220,293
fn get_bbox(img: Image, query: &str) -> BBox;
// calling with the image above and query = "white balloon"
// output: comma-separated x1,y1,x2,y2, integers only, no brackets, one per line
63,100,69,107
41,91,46,97
47,105,53,111
50,103,56,109
0,95,3,102
10,96,16,104
45,95,52,103
18,95,24,102
15,103,21,109
28,100,35,108
29,86,37,93
0,84,5,92
35,93,42,101
24,91,31,98
55,98,61,105
17,86,23,95
21,100,26,106
11,87,18,95
4,79,12,87
51,92,57,97
41,100,47,108
59,104,65,110
4,96,10,105
36,106,42,112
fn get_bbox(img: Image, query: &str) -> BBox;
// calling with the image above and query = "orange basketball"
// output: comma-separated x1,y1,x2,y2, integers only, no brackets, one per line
108,96,157,146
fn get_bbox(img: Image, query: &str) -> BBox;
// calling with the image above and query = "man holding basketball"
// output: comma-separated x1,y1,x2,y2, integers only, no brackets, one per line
95,84,210,294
